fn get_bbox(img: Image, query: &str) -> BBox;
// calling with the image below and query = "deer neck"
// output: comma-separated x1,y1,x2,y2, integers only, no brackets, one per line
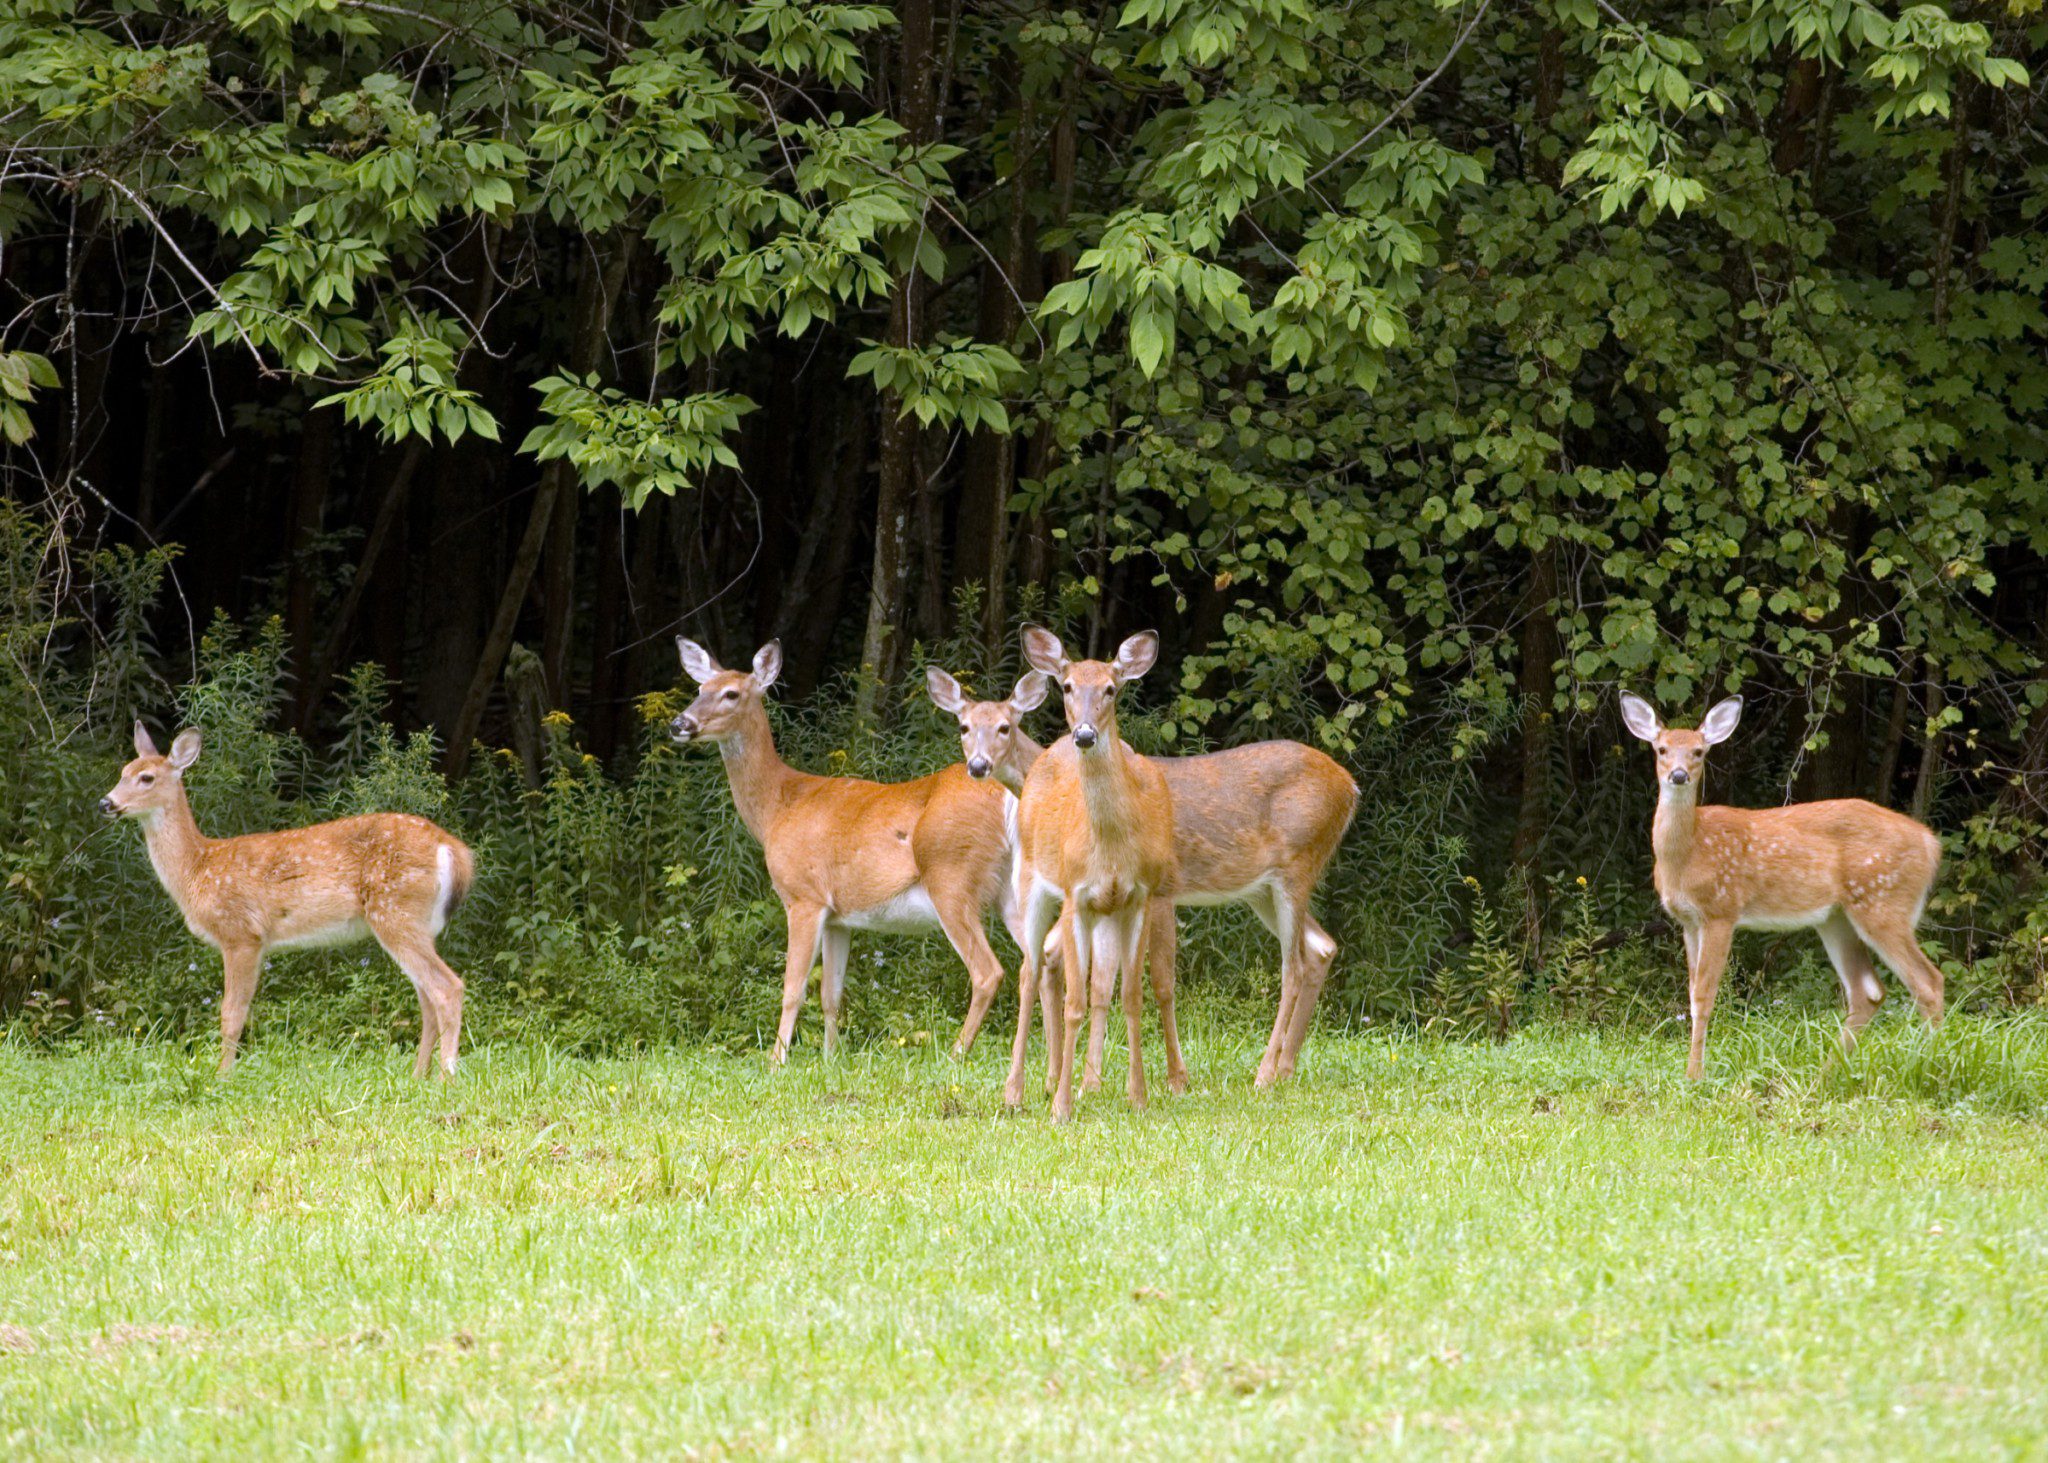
716,699,798,841
139,787,211,911
997,731,1045,796
1075,727,1143,853
1651,781,1700,883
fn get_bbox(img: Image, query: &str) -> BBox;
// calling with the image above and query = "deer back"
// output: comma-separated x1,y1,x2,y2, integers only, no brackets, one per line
1156,741,1357,897
184,814,467,949
1666,799,1942,926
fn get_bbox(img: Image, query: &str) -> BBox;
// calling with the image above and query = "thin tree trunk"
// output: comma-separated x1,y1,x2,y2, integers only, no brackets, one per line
1911,679,1945,824
446,234,635,775
286,404,337,726
586,501,628,760
856,0,936,722
303,438,425,717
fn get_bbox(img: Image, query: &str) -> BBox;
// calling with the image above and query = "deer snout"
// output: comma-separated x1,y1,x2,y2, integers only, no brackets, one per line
670,713,699,743
98,794,119,817
967,756,992,779
1073,724,1098,750
1667,767,1690,786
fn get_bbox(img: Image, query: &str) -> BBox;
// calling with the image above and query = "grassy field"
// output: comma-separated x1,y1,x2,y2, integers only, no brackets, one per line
3,1009,2048,1458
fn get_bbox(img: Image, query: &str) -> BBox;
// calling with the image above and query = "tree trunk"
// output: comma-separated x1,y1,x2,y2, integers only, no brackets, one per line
304,439,425,719
856,0,936,723
285,404,337,727
446,234,635,775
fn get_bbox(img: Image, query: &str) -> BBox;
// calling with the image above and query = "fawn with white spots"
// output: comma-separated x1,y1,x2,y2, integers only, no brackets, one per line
1014,627,1178,1122
102,723,474,1077
1620,693,1946,1080
669,638,1029,1063
929,662,1357,1104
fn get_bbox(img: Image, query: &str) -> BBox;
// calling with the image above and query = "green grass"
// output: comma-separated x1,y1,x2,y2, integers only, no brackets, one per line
4,1008,2048,1458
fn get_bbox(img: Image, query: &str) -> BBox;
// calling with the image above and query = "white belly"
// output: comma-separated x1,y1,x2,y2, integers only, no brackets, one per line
837,886,941,933
1735,907,1833,934
1174,879,1268,910
267,917,373,952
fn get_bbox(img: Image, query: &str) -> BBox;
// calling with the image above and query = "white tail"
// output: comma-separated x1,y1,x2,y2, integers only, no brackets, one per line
1015,627,1177,1121
931,667,1357,1098
1620,692,1946,1080
102,722,474,1077
673,638,1026,1062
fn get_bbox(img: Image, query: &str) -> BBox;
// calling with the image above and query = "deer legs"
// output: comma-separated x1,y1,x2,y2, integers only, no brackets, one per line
1684,921,1733,1082
216,942,263,1076
773,901,825,1065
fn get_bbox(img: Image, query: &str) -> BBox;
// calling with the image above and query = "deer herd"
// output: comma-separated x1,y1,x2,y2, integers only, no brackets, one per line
98,631,1952,1114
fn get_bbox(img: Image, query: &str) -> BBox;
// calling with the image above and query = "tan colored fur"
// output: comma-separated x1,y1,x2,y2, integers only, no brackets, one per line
103,723,473,1077
673,639,1024,1062
1621,693,1945,1081
933,669,1356,1096
1015,628,1178,1121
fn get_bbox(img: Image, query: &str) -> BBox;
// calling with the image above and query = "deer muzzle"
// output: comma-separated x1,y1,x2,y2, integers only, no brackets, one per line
1073,724,1099,750
669,714,699,744
967,756,992,779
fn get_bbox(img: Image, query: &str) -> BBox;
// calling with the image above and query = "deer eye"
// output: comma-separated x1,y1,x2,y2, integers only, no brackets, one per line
723,689,739,701
138,773,156,786
1062,681,1074,694
959,722,969,734
999,725,1011,736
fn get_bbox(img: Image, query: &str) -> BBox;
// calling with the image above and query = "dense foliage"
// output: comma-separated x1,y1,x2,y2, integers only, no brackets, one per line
3,1,2047,1039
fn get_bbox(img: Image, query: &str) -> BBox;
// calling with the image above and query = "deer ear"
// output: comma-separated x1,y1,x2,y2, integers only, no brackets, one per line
1010,671,1049,713
1699,696,1744,745
1618,692,1662,743
133,720,159,759
1021,625,1067,678
1114,630,1160,682
676,637,721,685
751,640,782,691
925,666,966,715
168,728,202,771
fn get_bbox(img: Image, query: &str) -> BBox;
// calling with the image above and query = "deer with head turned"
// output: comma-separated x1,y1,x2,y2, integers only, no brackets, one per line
1014,626,1178,1121
1620,692,1946,1080
670,637,1028,1062
101,723,474,1077
929,663,1357,1104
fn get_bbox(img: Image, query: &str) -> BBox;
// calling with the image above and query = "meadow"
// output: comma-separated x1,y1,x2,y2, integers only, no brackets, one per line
4,1008,2047,1458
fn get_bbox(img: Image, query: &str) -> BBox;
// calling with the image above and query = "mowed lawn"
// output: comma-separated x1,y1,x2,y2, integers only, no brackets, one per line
4,1011,2048,1458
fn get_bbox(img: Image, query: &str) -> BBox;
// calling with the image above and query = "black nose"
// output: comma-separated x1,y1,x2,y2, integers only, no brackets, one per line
1668,768,1689,785
1073,725,1098,749
98,796,116,816
670,714,698,742
967,757,991,779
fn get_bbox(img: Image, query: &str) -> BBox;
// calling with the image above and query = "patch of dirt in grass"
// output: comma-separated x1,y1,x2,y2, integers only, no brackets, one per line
0,1323,35,1353
91,1323,205,1354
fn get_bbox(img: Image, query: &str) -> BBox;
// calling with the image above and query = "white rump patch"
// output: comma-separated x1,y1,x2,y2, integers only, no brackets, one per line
839,885,941,933
432,843,457,935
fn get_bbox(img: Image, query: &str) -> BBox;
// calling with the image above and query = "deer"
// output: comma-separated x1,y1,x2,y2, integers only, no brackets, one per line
669,637,1029,1063
928,663,1358,1103
1619,692,1946,1081
100,722,474,1077
1013,626,1178,1121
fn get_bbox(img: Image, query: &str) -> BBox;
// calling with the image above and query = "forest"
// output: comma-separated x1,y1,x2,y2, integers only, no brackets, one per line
3,0,2047,1041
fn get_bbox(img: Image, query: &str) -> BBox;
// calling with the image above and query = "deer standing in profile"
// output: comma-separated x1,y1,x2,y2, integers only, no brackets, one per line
669,638,1028,1062
101,723,474,1076
1014,627,1178,1121
929,664,1357,1104
1620,693,1946,1080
